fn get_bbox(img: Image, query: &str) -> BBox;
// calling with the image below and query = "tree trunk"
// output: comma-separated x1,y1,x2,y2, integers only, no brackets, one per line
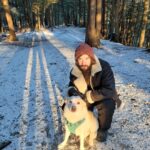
23,0,32,28
35,10,41,31
83,0,87,27
85,0,101,48
101,0,105,37
34,3,41,31
2,0,17,41
79,0,83,26
119,0,126,44
139,0,149,47
66,5,70,25
110,0,120,42
49,5,54,30
96,0,102,39
0,14,2,33
115,0,120,42
73,1,78,26
61,0,67,25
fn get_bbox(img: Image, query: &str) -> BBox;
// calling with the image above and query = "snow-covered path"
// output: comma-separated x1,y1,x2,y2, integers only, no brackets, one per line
0,27,150,150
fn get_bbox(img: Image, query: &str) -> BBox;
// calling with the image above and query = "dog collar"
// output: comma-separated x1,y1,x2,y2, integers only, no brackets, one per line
65,118,85,134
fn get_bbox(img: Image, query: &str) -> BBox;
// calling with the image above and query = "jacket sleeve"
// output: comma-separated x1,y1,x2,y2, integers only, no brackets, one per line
91,62,116,101
68,69,77,88
68,70,80,97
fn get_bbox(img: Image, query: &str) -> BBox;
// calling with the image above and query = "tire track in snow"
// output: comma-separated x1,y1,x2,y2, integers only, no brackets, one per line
34,52,49,149
18,39,34,149
18,34,59,149
38,33,65,149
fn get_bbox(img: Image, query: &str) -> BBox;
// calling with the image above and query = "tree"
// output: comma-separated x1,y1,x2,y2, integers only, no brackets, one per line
85,0,102,48
110,0,120,42
139,0,149,47
1,0,17,41
101,0,105,37
0,11,2,33
1,0,150,49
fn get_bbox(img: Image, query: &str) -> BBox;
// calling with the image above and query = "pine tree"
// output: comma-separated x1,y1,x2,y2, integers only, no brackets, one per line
139,0,149,47
85,0,102,48
1,0,17,41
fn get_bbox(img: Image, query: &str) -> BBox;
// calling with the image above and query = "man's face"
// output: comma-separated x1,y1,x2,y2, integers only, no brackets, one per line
77,54,92,71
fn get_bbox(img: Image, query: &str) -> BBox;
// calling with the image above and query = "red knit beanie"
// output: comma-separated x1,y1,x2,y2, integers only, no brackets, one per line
75,43,95,62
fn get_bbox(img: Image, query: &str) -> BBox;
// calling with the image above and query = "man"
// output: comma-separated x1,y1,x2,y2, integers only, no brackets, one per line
67,43,121,142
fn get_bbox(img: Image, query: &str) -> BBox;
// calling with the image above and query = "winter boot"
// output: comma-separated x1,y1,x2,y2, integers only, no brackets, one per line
96,130,108,142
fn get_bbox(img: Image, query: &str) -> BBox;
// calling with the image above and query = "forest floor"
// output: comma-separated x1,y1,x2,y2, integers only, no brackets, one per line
0,26,150,150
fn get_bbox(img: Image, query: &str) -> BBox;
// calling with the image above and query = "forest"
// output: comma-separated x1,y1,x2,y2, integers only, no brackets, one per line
0,0,150,48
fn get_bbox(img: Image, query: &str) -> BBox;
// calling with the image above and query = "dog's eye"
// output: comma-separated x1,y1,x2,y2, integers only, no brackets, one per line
77,102,80,105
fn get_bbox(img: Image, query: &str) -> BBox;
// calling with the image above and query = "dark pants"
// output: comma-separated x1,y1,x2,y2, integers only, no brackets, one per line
88,99,116,131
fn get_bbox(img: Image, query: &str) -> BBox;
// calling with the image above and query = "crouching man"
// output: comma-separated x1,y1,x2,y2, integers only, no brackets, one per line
67,43,121,142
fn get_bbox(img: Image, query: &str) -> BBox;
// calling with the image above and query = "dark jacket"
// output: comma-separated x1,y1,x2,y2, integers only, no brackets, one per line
68,56,119,102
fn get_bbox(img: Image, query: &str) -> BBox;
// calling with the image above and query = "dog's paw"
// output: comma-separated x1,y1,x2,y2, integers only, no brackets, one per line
89,146,97,150
89,141,94,147
88,140,97,150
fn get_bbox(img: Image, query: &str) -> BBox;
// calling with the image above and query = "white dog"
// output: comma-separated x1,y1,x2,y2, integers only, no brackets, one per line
58,96,99,150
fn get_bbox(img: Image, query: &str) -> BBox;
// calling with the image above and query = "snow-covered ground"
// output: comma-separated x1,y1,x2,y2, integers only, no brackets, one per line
0,27,150,150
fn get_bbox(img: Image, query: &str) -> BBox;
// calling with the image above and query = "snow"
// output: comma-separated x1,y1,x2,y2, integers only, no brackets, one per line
0,26,150,150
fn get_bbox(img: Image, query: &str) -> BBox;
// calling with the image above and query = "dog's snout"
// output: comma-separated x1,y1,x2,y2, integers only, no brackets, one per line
69,100,72,104
67,100,77,112
67,100,73,108
71,105,76,112
68,100,72,107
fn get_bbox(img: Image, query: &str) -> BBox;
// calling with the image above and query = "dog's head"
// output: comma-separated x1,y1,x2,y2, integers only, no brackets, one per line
64,96,87,120
66,96,87,112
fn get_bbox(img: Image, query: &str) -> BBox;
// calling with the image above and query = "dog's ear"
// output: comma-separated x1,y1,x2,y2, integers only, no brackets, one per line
60,98,69,111
60,102,66,111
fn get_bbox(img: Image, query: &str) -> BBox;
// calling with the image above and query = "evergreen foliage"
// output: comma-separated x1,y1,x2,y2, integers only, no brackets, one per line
0,0,149,48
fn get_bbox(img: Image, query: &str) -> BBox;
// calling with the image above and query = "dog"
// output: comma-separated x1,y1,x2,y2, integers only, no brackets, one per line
58,96,99,150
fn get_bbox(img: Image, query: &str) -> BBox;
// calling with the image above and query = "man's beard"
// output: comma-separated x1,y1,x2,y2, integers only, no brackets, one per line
80,65,90,71
78,64,92,72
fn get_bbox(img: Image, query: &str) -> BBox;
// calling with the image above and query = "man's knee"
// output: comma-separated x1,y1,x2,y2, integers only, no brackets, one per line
96,99,115,130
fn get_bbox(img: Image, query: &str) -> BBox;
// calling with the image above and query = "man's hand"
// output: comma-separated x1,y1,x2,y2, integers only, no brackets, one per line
68,87,80,96
68,87,86,99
